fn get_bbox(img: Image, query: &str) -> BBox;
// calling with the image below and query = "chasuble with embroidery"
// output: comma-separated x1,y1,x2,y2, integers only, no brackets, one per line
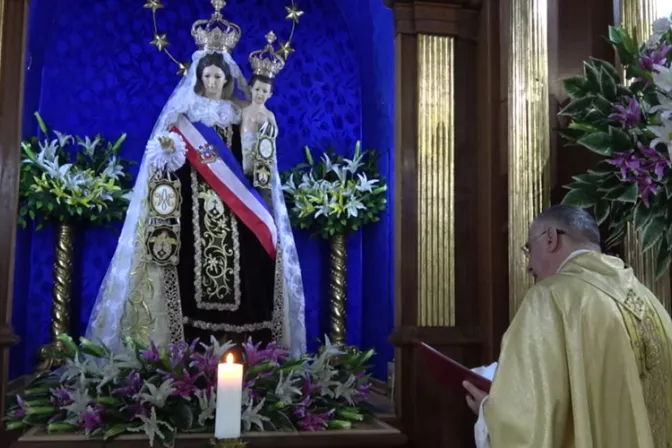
476,252,672,448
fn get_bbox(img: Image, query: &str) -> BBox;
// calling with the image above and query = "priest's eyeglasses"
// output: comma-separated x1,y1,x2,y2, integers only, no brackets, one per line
521,229,566,257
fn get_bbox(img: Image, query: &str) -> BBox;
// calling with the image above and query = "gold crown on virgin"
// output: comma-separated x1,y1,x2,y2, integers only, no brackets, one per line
249,32,286,79
191,0,241,53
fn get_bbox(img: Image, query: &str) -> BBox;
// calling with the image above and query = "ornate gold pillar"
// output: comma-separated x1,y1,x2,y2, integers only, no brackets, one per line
619,0,671,312
507,0,551,317
417,34,456,327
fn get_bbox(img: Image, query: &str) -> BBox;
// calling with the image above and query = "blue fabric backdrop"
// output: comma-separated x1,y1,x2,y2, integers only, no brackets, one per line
11,0,394,380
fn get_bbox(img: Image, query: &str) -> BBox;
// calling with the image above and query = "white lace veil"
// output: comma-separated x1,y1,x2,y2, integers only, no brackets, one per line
84,50,251,353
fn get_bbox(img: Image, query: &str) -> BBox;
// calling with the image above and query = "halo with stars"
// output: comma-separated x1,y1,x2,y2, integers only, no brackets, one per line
144,0,304,76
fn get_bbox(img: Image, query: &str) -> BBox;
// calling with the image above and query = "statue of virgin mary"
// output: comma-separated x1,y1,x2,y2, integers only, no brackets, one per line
85,2,306,357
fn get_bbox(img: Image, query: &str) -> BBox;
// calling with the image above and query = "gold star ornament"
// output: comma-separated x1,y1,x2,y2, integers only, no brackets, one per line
278,41,294,59
143,0,164,13
177,62,190,76
150,33,169,51
285,4,304,23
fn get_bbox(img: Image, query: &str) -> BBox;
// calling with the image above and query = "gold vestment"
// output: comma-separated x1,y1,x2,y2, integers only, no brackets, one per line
483,252,672,448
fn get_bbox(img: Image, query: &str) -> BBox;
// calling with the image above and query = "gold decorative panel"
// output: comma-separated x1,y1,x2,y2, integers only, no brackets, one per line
416,34,455,327
620,0,671,313
507,0,551,318
620,0,664,43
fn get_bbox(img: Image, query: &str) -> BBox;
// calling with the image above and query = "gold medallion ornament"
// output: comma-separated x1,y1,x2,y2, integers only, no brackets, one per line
145,171,182,266
253,135,275,190
150,182,180,217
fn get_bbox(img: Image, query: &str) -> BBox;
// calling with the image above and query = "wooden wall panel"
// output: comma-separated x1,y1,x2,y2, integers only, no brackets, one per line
0,0,29,445
388,1,490,446
549,0,615,203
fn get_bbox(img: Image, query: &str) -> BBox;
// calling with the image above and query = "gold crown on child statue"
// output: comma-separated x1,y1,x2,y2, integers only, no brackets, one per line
191,0,241,53
249,32,286,79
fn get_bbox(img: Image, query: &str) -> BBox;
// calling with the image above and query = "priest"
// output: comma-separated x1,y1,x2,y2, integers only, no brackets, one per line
463,204,672,448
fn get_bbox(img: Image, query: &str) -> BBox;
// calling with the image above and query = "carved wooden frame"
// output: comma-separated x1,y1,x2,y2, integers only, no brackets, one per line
0,0,30,444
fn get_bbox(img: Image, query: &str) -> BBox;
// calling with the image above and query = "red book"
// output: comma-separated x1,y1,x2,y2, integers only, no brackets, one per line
415,340,492,394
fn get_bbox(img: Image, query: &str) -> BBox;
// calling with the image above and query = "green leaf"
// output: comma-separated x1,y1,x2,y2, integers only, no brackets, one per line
641,216,666,252
617,86,632,97
170,401,194,430
564,181,597,191
608,126,633,151
622,30,640,56
558,96,594,117
616,182,638,203
34,112,48,135
597,174,622,192
103,424,128,441
562,189,596,208
591,58,620,83
666,223,672,248
563,76,589,98
560,128,587,143
111,133,127,152
633,201,653,232
572,173,602,184
592,95,614,115
608,26,623,45
594,201,610,225
590,160,617,174
578,132,612,155
568,121,600,133
584,61,600,91
599,68,618,100
5,420,26,431
46,423,78,433
655,243,671,279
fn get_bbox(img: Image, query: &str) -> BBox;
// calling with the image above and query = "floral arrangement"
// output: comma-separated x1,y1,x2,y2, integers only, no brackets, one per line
560,17,672,277
281,141,388,238
4,334,374,447
18,112,133,229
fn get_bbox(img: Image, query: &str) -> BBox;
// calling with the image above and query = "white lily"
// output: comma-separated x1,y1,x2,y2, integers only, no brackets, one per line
54,131,74,148
650,92,672,120
648,117,672,161
135,379,175,408
241,397,270,431
78,136,101,157
345,197,366,218
127,407,174,447
652,64,672,93
355,172,379,192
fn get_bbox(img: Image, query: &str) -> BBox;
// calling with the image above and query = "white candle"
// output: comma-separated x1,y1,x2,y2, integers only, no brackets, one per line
214,353,243,439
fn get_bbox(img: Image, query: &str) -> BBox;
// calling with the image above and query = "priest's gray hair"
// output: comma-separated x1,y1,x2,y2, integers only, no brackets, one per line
534,204,601,248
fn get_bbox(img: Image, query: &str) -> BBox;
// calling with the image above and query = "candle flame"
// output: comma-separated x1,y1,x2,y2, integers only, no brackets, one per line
226,353,234,364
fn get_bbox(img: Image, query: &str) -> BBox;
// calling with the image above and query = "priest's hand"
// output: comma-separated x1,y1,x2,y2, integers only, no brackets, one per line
463,381,487,415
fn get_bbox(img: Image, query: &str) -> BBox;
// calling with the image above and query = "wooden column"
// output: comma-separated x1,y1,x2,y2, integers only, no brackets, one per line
505,0,552,317
386,1,496,446
476,0,508,362
0,0,29,443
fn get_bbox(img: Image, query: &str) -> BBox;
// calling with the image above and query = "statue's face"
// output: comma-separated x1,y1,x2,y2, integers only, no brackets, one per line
201,65,227,99
251,80,272,105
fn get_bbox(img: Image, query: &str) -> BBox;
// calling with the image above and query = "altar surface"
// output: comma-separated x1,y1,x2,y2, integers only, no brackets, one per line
13,418,406,448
